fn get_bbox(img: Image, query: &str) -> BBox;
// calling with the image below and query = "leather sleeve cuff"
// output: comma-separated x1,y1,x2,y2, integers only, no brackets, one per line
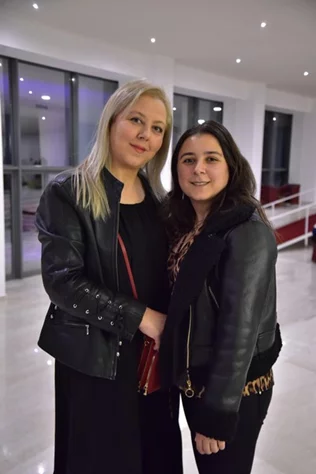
190,402,239,442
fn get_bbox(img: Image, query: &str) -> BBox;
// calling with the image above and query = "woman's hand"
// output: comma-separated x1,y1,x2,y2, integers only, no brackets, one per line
139,308,167,350
195,433,226,455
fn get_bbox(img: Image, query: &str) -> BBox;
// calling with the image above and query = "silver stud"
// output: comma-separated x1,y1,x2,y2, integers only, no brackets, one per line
50,314,54,319
108,300,112,305
110,321,115,326
119,341,122,346
85,309,90,315
85,288,90,293
54,305,58,310
96,294,100,299
73,304,77,308
98,316,103,321
116,352,120,357
118,305,123,310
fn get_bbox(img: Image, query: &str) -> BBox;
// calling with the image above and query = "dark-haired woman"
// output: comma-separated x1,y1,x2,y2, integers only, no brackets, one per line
160,121,282,474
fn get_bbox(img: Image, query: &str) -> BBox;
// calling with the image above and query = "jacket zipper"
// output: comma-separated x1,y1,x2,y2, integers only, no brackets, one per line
115,200,120,292
112,199,121,380
143,352,157,396
54,320,90,336
184,306,195,398
208,284,219,309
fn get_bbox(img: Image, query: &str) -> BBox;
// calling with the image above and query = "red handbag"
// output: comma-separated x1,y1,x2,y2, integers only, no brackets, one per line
118,234,160,395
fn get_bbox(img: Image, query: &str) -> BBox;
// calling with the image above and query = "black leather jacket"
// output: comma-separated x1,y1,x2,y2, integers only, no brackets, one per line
36,169,150,379
160,205,282,441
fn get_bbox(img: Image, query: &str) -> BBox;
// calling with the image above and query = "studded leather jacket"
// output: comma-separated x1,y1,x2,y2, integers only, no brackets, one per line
36,169,149,379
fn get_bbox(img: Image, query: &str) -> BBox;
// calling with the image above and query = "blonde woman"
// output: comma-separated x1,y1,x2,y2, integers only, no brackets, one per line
36,80,183,474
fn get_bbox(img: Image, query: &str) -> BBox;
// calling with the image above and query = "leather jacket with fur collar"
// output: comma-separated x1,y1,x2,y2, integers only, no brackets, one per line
160,204,282,441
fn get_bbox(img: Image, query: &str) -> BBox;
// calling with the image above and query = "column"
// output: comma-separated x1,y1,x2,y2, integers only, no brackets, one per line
0,92,5,297
223,84,266,199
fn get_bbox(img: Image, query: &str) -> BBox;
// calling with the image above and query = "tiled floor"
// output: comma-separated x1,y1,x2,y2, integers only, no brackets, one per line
1,245,316,474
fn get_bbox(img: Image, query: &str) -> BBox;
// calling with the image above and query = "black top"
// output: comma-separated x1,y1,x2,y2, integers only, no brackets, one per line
116,191,169,381
118,192,169,313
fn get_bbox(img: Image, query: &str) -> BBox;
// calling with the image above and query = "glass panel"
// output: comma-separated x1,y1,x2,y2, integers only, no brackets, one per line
262,111,292,186
4,174,12,277
18,62,70,167
173,94,223,148
78,75,117,162
21,172,57,274
0,57,12,164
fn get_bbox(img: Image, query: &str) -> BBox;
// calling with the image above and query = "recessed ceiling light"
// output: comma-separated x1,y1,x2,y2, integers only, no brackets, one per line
151,38,156,43
0,62,2,67
213,107,222,112
20,77,24,82
173,107,177,111
273,117,277,121
261,22,267,28
37,464,45,474
41,95,51,101
198,119,205,125
236,58,241,64
29,91,33,95
42,116,46,121
71,77,76,82
33,3,39,9
304,71,309,76
38,465,45,474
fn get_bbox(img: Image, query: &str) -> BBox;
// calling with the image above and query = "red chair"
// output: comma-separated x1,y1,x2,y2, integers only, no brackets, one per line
260,185,280,205
280,184,300,205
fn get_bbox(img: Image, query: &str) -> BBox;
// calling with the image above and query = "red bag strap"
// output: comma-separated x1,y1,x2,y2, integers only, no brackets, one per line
118,233,138,300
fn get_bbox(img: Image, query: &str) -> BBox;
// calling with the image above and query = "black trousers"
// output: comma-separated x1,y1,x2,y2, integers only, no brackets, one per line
182,388,272,474
54,361,183,474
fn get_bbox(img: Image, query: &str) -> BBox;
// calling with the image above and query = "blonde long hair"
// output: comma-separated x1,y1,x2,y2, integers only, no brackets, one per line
73,79,172,220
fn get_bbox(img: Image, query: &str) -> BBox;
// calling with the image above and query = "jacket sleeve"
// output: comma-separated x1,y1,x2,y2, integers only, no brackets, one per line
36,179,146,341
191,220,277,441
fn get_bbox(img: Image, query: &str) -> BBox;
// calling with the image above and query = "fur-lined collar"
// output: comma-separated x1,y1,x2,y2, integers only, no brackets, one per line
168,204,256,319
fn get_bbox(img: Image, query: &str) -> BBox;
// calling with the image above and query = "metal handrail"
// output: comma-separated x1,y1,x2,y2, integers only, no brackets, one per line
263,188,315,209
270,202,316,250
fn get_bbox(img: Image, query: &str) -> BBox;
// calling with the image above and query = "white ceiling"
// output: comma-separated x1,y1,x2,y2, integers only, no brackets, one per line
2,0,316,97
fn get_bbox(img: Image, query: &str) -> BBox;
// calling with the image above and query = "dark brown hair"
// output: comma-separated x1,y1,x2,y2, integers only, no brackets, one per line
163,120,271,238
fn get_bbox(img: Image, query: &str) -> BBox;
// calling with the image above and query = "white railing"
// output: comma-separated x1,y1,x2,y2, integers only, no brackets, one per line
263,188,316,216
269,202,316,250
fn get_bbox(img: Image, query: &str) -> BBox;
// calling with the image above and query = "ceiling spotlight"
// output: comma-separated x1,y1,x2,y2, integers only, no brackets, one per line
173,107,177,111
42,116,46,121
236,58,241,64
29,90,33,95
41,95,51,101
273,117,277,121
33,3,39,9
261,22,267,28
71,77,76,82
213,107,222,112
0,62,2,67
20,77,24,82
151,38,156,43
304,71,309,76
198,119,205,125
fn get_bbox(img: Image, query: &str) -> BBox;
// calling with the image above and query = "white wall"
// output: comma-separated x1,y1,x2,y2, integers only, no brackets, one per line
289,108,316,201
0,93,5,297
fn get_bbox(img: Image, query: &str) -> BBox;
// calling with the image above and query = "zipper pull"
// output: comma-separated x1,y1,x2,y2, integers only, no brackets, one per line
85,324,90,336
184,373,195,398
